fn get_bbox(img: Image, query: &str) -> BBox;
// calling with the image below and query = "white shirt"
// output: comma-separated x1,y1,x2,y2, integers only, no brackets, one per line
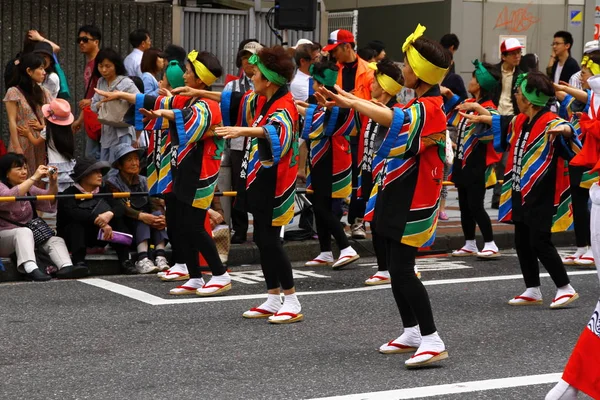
124,48,143,78
42,72,60,100
498,67,514,115
290,70,313,102
553,63,564,84
569,71,582,90
223,74,254,151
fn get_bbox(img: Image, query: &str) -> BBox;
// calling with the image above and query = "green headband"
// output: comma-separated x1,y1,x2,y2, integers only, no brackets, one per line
248,53,288,86
515,73,551,107
165,60,185,89
309,64,338,87
472,59,498,92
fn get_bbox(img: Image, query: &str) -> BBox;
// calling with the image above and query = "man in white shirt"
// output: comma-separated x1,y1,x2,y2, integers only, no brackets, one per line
569,40,599,89
124,29,151,78
290,42,321,101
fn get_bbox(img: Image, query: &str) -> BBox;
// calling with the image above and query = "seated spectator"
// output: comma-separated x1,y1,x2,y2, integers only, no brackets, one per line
0,153,86,281
56,158,137,274
141,48,166,97
105,144,168,274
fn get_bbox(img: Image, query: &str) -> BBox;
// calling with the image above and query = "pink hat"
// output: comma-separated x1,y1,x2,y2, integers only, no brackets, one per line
42,98,74,126
323,29,355,52
500,38,524,53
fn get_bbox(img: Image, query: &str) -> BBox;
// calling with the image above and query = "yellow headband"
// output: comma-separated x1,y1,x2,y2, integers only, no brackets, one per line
402,24,448,85
582,55,600,76
368,62,403,96
187,50,218,86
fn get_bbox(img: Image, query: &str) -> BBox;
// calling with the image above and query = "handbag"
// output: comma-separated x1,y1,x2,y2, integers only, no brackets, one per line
83,76,101,141
96,77,131,128
0,200,55,246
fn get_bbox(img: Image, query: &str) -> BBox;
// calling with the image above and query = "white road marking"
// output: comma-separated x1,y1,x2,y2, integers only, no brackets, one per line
78,270,598,305
229,269,331,284
359,260,472,272
305,372,562,399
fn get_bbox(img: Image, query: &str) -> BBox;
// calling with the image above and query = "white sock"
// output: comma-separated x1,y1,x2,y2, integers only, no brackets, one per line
418,331,446,353
556,284,576,297
339,246,357,258
545,379,579,400
23,261,38,274
170,263,188,273
281,293,301,314
209,271,231,284
464,240,478,251
482,241,498,252
257,294,283,313
60,263,73,269
183,278,205,289
375,270,390,278
314,251,334,262
521,286,542,300
395,325,421,347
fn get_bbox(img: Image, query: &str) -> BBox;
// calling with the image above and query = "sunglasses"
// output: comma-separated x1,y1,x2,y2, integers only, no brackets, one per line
76,37,95,44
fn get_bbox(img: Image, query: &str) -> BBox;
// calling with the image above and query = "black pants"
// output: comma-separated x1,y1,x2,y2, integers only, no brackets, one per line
312,195,350,252
348,141,365,225
569,166,591,247
492,151,509,205
62,217,130,264
171,197,226,279
385,239,437,335
457,185,494,242
371,219,387,272
514,222,570,288
253,217,294,291
230,149,249,238
165,193,185,264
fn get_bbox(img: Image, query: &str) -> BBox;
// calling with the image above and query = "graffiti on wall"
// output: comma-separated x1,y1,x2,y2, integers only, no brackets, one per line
494,4,540,33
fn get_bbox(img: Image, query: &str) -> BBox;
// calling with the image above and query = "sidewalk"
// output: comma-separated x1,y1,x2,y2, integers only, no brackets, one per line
0,186,577,282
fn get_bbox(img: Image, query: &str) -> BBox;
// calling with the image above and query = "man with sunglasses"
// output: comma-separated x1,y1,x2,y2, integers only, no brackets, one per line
547,30,580,84
71,25,102,160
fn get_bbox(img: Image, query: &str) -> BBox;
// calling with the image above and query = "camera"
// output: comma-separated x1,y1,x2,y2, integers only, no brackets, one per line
48,167,57,176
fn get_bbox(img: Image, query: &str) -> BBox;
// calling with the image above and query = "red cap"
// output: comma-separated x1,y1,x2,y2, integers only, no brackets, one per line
500,38,524,53
323,29,355,52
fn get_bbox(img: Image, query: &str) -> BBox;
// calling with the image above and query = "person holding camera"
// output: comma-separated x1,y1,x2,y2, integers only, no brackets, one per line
0,153,85,281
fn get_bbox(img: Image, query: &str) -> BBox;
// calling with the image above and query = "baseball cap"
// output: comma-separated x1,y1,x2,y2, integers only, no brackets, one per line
323,29,355,52
241,41,263,55
584,40,599,54
500,38,524,53
292,38,313,49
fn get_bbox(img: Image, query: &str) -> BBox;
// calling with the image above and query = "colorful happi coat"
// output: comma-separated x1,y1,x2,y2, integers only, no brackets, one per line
559,90,600,189
135,94,224,210
221,86,299,226
135,95,193,195
369,88,447,248
489,111,581,232
301,104,354,199
445,96,501,188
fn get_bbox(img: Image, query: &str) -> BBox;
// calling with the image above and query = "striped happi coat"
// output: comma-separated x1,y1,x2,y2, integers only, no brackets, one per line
446,96,501,189
222,86,299,226
490,111,581,232
301,104,354,199
370,88,447,248
135,94,223,210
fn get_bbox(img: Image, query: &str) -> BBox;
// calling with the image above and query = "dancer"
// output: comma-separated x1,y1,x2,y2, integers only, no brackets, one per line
323,24,449,367
215,46,302,324
545,98,600,400
95,50,232,297
298,59,360,270
443,60,502,259
554,54,600,267
460,71,580,308
356,59,405,286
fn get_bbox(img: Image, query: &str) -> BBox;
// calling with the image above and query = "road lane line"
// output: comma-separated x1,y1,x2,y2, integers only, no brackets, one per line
78,270,598,305
305,372,562,399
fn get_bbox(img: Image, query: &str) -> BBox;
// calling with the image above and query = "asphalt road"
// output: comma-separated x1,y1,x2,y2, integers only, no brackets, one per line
0,248,597,400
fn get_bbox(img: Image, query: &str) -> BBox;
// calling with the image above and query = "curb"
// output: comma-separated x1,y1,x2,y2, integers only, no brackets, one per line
0,230,577,283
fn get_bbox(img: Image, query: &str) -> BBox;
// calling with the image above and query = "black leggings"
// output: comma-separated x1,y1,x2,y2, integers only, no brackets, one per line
514,221,570,288
165,193,185,264
312,195,350,252
371,219,387,272
348,141,365,225
385,239,437,335
569,166,591,247
171,197,226,279
253,217,295,291
457,185,494,242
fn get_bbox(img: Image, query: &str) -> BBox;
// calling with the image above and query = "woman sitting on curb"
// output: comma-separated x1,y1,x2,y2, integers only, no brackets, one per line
106,143,168,274
0,153,87,281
